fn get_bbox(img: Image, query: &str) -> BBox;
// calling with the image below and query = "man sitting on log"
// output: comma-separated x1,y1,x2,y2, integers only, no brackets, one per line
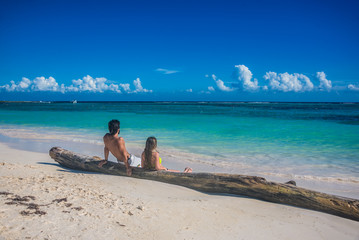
98,119,141,176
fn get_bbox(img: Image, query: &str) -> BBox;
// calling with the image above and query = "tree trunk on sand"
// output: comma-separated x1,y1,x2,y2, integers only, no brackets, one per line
49,147,359,222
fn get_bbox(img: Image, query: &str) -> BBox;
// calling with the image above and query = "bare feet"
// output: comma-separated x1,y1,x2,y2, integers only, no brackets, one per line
98,160,107,168
184,167,192,173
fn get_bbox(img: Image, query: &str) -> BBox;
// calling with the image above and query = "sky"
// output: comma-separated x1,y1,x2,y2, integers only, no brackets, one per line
0,0,359,102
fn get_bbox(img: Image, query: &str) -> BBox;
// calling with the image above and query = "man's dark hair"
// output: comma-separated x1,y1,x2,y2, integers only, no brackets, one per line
108,119,120,135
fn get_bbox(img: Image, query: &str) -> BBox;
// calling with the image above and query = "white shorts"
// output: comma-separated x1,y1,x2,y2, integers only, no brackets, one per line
128,154,141,167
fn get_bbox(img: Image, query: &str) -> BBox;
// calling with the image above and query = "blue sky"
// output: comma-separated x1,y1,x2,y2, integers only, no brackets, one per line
1,0,359,101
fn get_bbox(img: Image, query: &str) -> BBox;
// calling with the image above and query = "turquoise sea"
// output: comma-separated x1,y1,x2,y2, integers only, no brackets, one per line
1,101,358,198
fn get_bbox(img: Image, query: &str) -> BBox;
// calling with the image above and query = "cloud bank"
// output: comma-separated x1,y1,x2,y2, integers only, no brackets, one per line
1,75,152,94
204,65,359,94
1,77,65,93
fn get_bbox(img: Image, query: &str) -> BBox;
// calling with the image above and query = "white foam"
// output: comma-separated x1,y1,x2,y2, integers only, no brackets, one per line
0,127,103,146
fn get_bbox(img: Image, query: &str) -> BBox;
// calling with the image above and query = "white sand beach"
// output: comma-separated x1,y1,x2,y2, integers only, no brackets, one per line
0,142,358,240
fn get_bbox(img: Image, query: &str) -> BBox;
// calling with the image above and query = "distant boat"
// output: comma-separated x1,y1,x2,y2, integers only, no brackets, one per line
72,100,77,104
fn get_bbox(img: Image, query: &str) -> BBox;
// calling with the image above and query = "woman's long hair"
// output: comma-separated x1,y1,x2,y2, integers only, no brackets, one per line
143,136,157,170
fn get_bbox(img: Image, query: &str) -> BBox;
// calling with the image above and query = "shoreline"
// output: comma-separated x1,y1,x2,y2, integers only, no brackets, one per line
1,141,359,239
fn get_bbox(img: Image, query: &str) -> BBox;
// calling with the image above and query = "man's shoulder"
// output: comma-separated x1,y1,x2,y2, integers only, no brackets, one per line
115,136,125,144
103,134,125,144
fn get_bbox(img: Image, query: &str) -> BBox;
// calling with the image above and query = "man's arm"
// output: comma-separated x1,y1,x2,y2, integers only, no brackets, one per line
118,138,132,176
104,146,109,161
98,146,109,168
123,158,132,176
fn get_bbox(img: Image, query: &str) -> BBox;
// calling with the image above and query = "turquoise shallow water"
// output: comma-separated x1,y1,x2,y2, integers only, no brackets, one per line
1,101,359,191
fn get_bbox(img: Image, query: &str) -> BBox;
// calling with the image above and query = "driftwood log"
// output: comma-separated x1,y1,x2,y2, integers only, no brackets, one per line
49,147,359,222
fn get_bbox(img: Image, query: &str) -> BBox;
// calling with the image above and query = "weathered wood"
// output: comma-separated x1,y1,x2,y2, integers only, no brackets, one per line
49,147,359,222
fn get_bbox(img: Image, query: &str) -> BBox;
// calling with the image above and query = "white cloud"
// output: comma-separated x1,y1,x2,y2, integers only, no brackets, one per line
186,89,193,92
234,65,259,91
1,77,63,92
67,75,113,93
216,79,234,92
108,84,122,93
66,85,80,92
2,77,32,92
133,78,143,92
212,74,235,92
156,68,179,74
18,77,31,90
263,72,314,92
316,72,332,91
208,86,215,92
32,76,59,91
67,75,153,94
120,83,131,93
348,84,359,91
59,84,66,93
0,75,154,94
66,76,151,94
133,78,152,93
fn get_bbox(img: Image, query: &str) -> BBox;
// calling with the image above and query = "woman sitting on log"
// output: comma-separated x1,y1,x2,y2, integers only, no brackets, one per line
141,136,192,173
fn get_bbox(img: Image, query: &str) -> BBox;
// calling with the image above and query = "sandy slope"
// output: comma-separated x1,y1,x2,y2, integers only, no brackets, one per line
0,142,358,240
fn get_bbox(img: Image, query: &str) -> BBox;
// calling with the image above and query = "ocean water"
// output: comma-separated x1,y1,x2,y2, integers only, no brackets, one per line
1,101,358,198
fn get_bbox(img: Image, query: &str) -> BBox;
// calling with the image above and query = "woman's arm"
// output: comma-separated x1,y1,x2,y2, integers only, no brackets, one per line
141,152,145,168
154,152,167,171
154,153,180,172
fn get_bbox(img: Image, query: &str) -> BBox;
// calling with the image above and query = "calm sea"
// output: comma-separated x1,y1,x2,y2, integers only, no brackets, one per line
1,101,358,197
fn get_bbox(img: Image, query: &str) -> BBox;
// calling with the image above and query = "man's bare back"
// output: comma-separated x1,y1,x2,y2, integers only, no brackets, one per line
103,133,130,162
98,119,132,176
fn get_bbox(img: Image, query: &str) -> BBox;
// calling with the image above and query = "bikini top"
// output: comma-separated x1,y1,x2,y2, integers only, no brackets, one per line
146,156,162,170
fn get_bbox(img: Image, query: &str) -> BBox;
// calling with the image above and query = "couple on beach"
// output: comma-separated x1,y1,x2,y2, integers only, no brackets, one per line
98,119,192,176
